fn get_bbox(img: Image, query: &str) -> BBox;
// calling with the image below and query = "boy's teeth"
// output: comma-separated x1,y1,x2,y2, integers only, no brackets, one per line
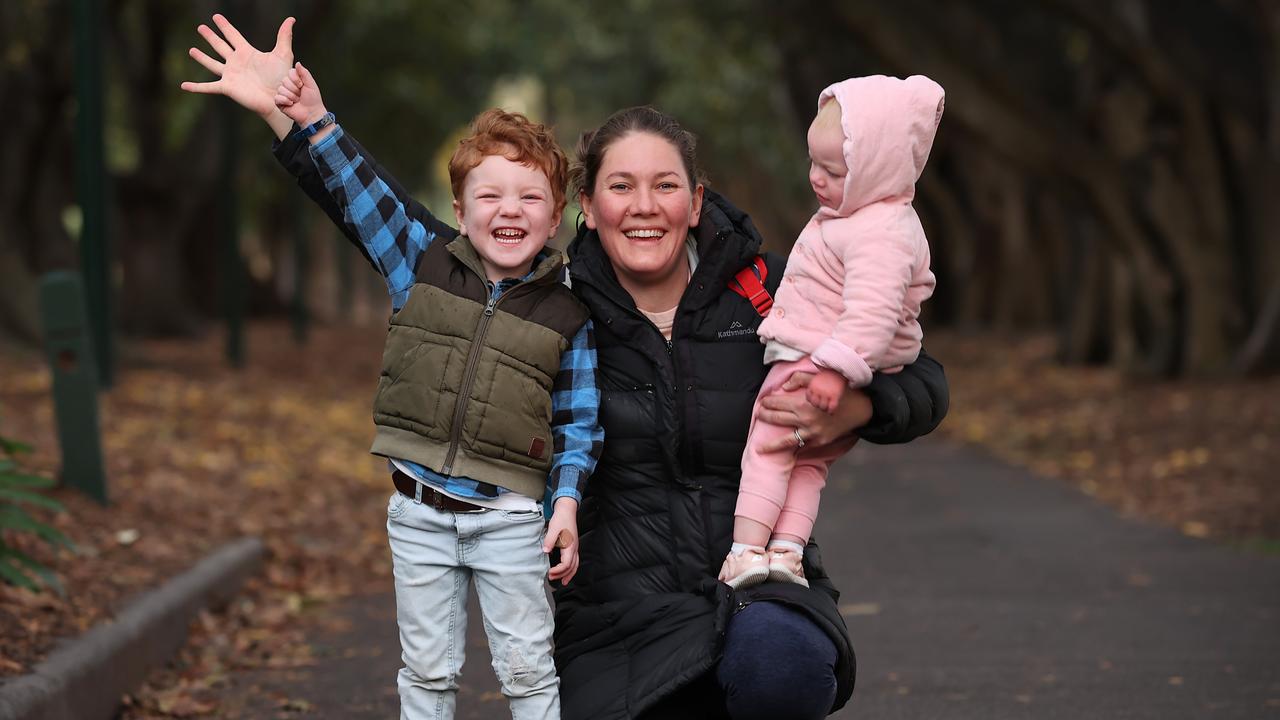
493,228,526,241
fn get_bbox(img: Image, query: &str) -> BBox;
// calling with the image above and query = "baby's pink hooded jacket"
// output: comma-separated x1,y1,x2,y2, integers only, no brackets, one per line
757,75,943,387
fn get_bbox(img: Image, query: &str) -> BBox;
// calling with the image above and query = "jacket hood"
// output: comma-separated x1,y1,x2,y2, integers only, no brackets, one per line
817,74,945,217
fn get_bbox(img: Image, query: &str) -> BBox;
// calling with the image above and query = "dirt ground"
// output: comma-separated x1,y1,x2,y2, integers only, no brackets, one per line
926,331,1279,546
0,322,1276,716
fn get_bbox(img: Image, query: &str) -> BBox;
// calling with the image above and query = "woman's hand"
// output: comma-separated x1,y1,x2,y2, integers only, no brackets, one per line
180,14,295,132
756,371,873,452
274,62,329,133
544,497,581,585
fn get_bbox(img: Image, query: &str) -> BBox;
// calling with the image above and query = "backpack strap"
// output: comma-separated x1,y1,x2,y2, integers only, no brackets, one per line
729,255,773,317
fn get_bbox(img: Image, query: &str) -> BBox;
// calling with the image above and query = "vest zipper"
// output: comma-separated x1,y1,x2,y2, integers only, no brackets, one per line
441,287,501,476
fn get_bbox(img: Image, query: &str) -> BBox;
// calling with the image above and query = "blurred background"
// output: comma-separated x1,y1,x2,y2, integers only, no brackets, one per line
2,0,1275,377
1,0,1278,713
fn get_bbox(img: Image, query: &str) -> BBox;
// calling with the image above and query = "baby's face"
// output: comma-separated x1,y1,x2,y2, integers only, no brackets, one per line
806,119,847,210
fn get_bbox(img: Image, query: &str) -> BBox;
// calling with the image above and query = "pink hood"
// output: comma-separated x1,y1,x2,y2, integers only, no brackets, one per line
817,75,945,218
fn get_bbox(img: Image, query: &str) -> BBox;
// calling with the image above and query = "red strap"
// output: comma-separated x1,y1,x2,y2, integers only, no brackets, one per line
729,256,772,317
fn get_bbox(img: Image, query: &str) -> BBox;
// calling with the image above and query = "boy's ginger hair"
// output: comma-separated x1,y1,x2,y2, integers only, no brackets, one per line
449,109,569,215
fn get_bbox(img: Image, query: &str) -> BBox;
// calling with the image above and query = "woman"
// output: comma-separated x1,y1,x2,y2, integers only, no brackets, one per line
185,16,948,719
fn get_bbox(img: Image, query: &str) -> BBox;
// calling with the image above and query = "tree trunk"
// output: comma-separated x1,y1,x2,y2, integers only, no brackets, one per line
0,244,41,345
823,0,1176,367
1232,0,1280,372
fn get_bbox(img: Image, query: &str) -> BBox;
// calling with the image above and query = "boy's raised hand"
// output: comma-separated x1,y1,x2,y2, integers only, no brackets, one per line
544,497,580,585
181,14,294,119
274,63,328,128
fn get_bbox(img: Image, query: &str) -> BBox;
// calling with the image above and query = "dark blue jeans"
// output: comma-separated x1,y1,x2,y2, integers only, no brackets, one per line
637,601,839,719
719,600,839,719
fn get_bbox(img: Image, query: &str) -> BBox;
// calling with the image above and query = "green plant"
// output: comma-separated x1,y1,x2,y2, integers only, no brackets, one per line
0,434,72,592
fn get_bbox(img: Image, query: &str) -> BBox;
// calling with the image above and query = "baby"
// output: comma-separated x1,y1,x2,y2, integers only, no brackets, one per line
721,75,943,589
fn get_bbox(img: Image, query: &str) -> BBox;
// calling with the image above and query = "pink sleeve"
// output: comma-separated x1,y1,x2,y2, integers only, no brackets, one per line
810,220,923,388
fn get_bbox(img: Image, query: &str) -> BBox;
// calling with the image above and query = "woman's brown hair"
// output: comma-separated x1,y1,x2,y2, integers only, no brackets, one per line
569,106,705,200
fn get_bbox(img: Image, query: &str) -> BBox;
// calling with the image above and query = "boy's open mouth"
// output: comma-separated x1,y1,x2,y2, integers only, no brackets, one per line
493,227,528,246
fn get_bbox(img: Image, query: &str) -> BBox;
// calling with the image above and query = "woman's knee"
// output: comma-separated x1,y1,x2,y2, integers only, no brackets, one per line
718,602,838,719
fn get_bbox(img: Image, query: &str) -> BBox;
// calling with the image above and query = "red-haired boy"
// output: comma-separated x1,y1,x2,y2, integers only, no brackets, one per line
275,62,600,719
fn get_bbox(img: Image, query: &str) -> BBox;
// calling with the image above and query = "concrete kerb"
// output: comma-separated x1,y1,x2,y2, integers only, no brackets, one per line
0,536,265,720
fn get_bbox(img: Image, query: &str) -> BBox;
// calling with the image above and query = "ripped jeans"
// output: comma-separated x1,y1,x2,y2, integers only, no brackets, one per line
386,491,558,720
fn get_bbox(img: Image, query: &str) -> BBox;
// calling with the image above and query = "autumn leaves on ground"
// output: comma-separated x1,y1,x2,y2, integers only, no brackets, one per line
1,322,1277,717
0,323,393,717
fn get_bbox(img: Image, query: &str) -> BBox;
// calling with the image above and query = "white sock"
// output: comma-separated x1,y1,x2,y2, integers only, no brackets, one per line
767,539,805,555
730,542,765,556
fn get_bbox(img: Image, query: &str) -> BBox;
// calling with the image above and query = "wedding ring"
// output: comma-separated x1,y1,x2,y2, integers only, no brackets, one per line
793,429,806,449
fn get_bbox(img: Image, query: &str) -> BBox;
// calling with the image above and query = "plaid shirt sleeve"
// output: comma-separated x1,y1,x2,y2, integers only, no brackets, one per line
548,319,603,504
309,125,433,310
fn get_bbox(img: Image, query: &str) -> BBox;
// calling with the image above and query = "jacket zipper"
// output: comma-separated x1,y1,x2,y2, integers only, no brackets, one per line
440,286,502,476
574,273,694,483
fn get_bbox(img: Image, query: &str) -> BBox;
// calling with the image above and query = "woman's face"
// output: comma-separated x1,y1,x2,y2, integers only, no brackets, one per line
581,132,704,287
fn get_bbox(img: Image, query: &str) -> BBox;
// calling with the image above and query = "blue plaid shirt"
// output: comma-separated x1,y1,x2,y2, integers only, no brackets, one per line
311,125,601,504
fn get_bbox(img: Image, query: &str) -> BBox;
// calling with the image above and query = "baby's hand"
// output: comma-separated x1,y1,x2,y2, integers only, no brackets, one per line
805,367,847,415
273,61,327,128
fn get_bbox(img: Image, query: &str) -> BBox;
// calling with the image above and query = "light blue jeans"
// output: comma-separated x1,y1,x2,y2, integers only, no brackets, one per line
386,491,559,720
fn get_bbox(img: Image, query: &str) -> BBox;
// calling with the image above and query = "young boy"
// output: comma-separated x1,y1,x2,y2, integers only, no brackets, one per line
274,62,600,719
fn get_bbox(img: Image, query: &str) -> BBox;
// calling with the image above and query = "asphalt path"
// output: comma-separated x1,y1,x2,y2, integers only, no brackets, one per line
207,438,1280,718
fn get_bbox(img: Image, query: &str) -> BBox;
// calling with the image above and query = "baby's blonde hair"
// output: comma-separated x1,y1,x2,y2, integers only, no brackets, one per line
812,97,842,134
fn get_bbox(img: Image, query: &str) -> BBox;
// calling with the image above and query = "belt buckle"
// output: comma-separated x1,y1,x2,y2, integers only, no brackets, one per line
430,489,447,511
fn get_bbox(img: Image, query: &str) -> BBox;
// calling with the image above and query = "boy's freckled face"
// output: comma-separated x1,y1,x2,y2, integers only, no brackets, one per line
453,154,561,282
807,118,848,211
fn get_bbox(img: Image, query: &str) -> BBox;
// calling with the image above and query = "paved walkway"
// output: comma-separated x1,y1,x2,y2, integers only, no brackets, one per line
210,438,1280,718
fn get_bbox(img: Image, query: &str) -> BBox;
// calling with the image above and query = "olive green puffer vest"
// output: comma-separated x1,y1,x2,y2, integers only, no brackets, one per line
370,236,590,499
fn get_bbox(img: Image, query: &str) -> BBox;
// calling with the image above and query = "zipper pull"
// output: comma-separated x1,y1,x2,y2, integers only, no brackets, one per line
484,295,497,316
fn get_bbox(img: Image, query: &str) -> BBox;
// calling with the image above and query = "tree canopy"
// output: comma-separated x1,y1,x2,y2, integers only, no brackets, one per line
1,0,1276,376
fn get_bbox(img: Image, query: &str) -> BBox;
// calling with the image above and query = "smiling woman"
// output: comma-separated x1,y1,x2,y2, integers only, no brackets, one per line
571,107,705,314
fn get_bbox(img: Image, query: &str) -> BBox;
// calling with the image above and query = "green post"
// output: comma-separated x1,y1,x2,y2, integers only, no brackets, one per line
39,272,108,504
291,193,310,344
219,103,245,368
72,0,113,388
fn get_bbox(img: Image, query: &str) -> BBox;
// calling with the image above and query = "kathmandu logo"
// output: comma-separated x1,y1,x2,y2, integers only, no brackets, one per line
717,320,756,339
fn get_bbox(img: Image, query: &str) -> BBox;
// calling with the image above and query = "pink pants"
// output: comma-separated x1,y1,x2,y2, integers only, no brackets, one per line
736,357,858,541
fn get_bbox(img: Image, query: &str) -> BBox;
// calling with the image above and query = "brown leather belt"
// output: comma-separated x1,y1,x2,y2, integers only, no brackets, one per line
392,470,489,513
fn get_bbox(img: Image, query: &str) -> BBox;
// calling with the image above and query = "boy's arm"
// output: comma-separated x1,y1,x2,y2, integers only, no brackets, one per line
274,127,458,272
305,127,432,303
267,63,458,271
273,62,433,299
547,320,604,504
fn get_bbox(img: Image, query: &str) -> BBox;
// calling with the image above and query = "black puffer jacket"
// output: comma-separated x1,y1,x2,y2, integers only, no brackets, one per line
555,189,948,719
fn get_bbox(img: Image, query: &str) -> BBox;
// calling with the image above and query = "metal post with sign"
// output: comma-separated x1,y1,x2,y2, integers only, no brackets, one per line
39,272,108,504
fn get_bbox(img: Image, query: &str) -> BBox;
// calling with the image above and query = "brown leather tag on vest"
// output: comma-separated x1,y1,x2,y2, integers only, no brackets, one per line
528,437,546,459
